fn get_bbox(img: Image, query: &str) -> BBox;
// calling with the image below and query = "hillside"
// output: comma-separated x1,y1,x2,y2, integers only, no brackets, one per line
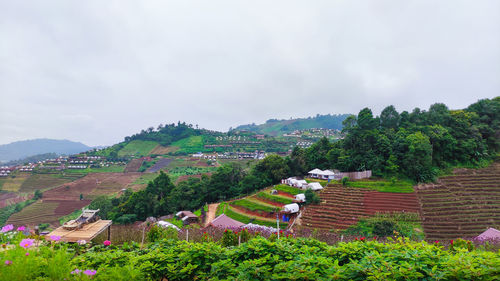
233,114,349,136
0,139,91,163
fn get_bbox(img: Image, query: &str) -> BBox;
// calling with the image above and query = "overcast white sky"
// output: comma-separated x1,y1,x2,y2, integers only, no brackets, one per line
1,1,499,146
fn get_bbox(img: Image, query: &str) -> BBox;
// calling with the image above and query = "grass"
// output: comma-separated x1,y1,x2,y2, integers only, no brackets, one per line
256,192,293,204
118,140,159,157
132,172,159,185
274,184,302,195
171,136,205,154
225,206,287,229
58,208,82,225
305,178,328,186
345,179,415,193
343,212,424,239
231,199,279,213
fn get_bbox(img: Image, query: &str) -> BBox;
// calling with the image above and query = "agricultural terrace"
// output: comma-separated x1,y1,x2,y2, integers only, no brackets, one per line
18,174,75,193
301,181,420,231
6,200,90,226
417,162,500,240
117,140,158,157
217,185,302,229
0,174,29,192
124,158,144,173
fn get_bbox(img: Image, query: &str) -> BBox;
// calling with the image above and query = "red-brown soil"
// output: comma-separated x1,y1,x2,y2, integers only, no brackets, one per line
124,159,144,173
301,184,420,230
0,192,30,208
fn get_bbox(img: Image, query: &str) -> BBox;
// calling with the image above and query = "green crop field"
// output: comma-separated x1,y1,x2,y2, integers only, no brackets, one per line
231,199,279,213
19,174,72,193
7,201,60,225
274,184,302,195
256,192,293,204
346,179,414,193
118,140,159,157
171,136,204,154
1,174,29,192
132,172,159,185
225,206,287,229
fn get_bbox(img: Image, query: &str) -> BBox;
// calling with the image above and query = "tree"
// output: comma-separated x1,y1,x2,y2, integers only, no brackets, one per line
402,132,434,182
380,105,400,130
253,155,290,184
305,189,320,205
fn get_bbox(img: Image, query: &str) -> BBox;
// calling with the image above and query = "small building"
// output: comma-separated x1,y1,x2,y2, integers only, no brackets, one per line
282,203,300,214
308,169,336,180
294,193,306,203
175,211,199,225
209,214,245,229
307,182,323,191
283,177,308,188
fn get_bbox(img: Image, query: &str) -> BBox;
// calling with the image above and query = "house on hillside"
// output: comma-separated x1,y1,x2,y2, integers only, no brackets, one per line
306,182,323,191
308,169,336,180
175,211,199,225
208,214,245,229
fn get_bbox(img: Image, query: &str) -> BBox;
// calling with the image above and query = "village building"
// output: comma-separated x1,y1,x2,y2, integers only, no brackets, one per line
208,214,245,229
308,168,336,180
175,211,199,225
282,177,308,188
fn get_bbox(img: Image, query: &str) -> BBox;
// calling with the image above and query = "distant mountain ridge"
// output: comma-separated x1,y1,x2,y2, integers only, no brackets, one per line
0,139,91,163
233,114,350,135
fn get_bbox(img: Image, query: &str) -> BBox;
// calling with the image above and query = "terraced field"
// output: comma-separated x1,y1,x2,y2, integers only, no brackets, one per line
124,158,144,173
19,174,73,193
7,199,91,226
301,184,420,230
0,174,30,192
416,162,500,240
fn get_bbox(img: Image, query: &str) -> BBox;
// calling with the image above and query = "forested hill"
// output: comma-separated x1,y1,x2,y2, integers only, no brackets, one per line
233,114,350,135
0,139,91,163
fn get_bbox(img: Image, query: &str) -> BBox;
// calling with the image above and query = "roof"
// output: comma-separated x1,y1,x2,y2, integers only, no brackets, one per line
318,170,335,176
308,182,323,190
176,211,198,218
283,203,300,213
308,168,323,174
157,220,180,231
210,214,245,229
476,228,500,240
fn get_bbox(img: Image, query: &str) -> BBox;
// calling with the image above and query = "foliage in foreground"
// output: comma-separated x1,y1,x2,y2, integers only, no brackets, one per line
2,225,500,281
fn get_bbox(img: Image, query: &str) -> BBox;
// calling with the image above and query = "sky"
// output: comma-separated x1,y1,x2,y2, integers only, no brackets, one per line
1,1,499,146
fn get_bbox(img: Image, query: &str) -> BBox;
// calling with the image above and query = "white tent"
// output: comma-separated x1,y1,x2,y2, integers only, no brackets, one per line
307,182,323,191
157,220,180,231
282,203,300,213
294,193,306,202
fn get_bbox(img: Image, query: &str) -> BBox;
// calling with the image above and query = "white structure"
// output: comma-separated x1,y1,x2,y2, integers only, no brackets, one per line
308,169,336,180
157,220,180,231
294,193,306,202
282,203,300,213
283,177,308,188
307,182,323,191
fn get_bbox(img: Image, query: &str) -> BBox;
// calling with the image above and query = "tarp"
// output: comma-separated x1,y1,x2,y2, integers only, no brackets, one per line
307,182,323,191
476,228,500,241
295,193,306,202
157,220,180,231
210,214,245,229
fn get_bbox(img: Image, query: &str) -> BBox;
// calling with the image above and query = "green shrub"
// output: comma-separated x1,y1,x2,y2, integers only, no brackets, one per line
305,189,320,205
341,177,349,186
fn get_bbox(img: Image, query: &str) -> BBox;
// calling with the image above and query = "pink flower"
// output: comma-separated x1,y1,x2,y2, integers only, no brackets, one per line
25,252,29,256
4,260,12,266
17,226,26,231
1,224,13,232
103,240,111,246
83,269,96,276
435,240,439,244
50,235,61,242
19,238,34,249
71,269,82,274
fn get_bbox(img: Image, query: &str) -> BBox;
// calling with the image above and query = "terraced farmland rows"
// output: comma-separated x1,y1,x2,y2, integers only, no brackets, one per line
124,159,144,173
7,199,91,226
417,162,500,240
301,184,420,230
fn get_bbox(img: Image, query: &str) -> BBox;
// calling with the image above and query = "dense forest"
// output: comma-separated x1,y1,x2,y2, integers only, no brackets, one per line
91,97,499,223
124,122,205,146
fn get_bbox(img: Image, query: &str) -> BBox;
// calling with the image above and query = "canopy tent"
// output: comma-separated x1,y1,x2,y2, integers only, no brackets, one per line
157,220,180,231
282,203,300,213
307,182,323,191
294,193,306,202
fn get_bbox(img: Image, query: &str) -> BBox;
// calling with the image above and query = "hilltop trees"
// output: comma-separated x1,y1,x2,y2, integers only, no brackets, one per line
293,97,499,182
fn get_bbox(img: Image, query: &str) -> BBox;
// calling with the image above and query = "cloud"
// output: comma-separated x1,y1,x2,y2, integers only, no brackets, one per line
0,0,499,146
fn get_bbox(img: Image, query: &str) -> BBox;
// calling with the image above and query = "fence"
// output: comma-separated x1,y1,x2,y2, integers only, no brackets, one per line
334,170,372,180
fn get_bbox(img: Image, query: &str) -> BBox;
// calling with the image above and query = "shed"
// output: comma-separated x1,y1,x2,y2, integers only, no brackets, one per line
175,211,199,225
476,228,500,241
157,220,180,231
307,182,323,191
282,203,300,214
294,193,306,202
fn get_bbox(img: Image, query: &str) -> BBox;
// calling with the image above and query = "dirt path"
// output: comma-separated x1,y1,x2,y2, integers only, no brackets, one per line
204,203,219,226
